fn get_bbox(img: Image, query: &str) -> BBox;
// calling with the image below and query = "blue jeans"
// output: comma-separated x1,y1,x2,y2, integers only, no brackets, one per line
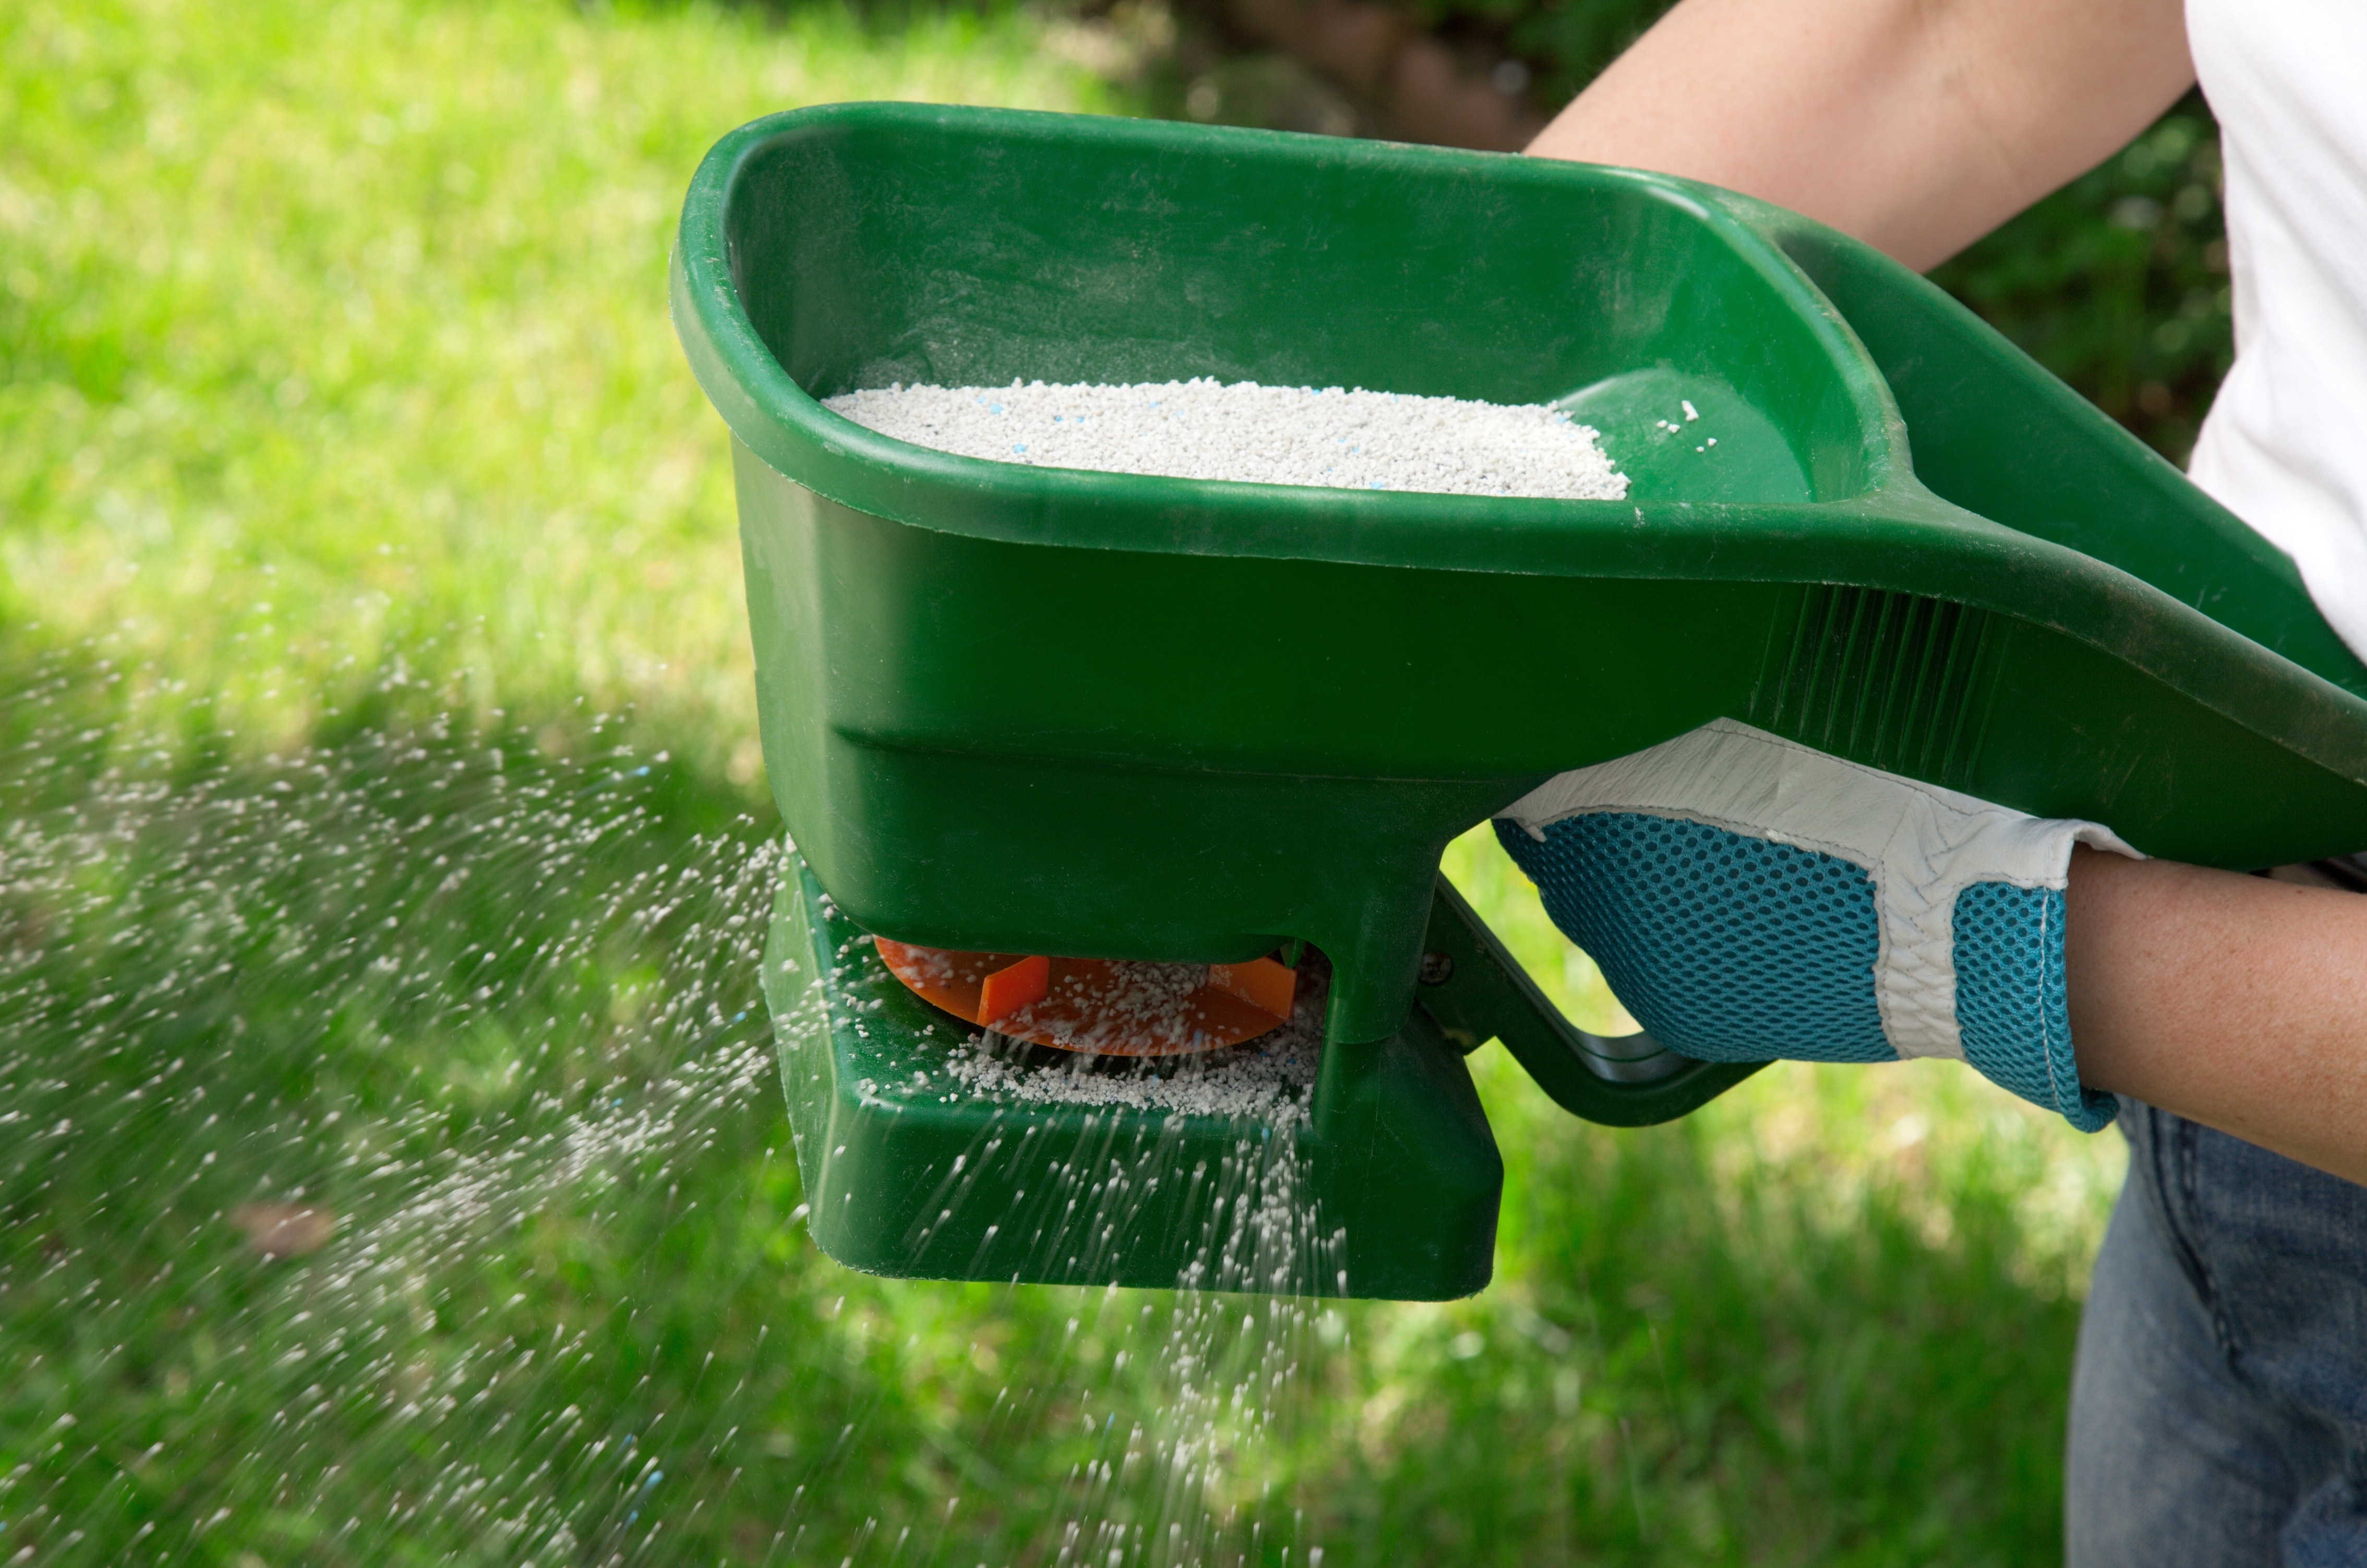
2067,1101,2367,1565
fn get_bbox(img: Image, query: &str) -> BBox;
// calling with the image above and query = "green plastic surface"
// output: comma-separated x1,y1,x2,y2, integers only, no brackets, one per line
678,102,2367,1296
766,853,1501,1300
1415,878,1765,1126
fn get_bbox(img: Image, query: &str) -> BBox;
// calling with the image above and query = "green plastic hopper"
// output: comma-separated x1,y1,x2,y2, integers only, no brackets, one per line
672,103,2367,1301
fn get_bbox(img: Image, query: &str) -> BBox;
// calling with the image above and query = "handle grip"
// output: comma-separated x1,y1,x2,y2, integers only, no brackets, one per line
1412,877,1761,1127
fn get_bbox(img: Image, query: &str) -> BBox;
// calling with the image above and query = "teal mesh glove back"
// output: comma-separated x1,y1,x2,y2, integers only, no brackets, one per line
1495,719,2141,1131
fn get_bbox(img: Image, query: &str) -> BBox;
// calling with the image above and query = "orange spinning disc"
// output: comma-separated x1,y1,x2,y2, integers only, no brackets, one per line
871,940,1299,1057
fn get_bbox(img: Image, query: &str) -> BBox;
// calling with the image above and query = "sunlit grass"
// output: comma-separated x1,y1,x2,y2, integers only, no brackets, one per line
2,0,1128,781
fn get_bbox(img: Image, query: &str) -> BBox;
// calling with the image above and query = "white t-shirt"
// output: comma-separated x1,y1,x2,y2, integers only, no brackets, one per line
2186,0,2367,664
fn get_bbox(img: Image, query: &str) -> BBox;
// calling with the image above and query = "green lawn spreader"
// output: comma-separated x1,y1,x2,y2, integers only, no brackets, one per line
672,103,2367,1301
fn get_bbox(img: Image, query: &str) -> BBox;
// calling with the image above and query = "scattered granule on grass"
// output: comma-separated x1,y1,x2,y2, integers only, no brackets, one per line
823,377,1628,500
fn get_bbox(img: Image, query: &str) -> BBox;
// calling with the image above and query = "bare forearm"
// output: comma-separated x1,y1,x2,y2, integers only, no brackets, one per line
1526,0,2194,269
2068,849,2367,1186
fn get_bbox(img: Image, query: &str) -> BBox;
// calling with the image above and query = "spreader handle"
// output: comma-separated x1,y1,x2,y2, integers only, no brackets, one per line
1412,877,1761,1127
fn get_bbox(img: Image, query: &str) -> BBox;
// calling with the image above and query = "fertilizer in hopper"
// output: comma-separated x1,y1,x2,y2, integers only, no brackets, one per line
825,377,1629,499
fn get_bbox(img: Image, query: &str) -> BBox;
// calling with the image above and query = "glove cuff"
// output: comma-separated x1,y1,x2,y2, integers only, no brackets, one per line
1952,881,2119,1132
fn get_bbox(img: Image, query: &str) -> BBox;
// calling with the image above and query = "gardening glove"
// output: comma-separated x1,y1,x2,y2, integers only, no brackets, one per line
1493,717,2141,1131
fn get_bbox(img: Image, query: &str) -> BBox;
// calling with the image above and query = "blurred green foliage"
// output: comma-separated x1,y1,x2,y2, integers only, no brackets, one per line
1405,1,2235,462
1410,0,1670,106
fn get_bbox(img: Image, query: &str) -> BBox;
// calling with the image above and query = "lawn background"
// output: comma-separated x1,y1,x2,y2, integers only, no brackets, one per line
3,0,2146,1561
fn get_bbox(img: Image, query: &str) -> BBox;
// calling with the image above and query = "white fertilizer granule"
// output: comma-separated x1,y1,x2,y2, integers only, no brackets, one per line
927,958,1331,1126
824,377,1628,501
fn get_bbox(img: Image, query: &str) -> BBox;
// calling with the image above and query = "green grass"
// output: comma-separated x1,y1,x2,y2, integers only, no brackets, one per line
1,0,2124,1561
1,0,1128,776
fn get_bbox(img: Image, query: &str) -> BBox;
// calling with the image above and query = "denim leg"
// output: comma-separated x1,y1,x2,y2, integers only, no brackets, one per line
2067,1102,2367,1567
2067,1111,2292,1566
2174,1111,2367,1566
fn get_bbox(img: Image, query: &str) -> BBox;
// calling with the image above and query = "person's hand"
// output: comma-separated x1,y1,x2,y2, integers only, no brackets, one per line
1495,718,2141,1129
